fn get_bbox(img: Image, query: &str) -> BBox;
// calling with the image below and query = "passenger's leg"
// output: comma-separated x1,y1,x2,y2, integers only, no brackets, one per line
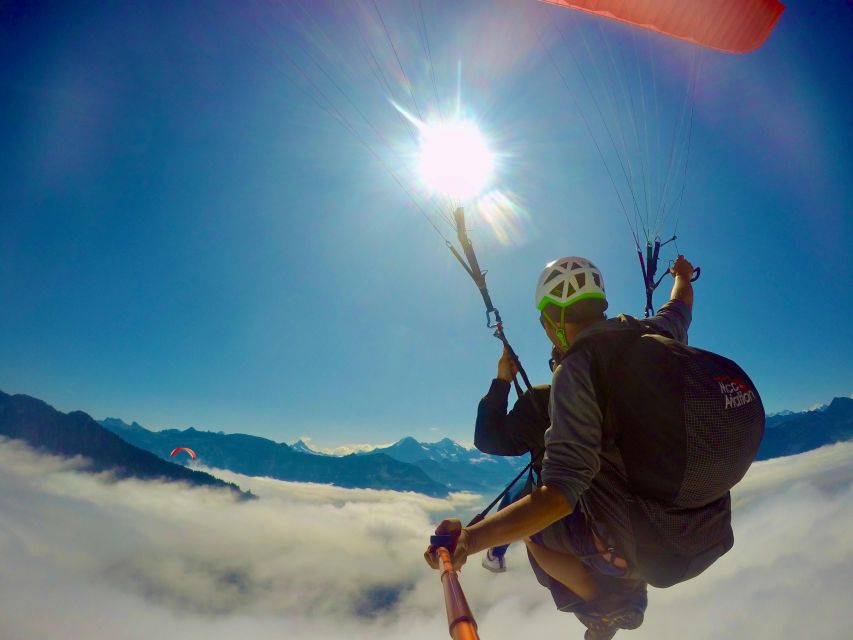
524,537,602,602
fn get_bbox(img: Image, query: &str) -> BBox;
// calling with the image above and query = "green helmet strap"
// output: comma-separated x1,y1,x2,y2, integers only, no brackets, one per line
541,306,571,350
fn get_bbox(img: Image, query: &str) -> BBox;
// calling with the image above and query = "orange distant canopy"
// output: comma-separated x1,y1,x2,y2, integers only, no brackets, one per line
170,447,197,460
538,0,786,54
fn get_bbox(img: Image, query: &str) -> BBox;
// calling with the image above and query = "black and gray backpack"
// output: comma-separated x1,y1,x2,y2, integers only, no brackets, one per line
576,318,765,587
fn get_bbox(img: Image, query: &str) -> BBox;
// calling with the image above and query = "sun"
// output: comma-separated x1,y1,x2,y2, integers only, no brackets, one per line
417,119,495,201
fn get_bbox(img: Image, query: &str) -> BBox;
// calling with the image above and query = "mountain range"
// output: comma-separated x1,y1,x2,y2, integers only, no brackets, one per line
98,419,529,494
756,396,853,460
3,387,851,497
98,417,450,496
354,436,529,492
0,390,249,498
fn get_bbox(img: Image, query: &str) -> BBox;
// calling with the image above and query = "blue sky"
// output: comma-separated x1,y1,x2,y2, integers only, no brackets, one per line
1,0,851,447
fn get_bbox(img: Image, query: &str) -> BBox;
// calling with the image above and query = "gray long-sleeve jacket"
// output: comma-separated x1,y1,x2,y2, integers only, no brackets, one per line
542,300,691,512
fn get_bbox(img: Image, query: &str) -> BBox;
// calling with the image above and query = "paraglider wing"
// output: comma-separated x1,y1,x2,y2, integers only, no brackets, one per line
538,0,785,54
169,447,197,460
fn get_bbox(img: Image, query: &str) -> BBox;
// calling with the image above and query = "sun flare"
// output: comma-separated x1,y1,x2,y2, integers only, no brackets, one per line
417,119,494,201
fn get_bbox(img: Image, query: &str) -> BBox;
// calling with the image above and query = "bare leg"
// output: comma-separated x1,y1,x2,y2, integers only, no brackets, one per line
524,538,601,602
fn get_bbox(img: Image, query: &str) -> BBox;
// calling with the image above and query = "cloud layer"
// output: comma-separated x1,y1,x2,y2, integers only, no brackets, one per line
1,438,851,640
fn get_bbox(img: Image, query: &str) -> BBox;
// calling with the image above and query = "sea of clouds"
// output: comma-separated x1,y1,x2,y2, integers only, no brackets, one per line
1,438,851,640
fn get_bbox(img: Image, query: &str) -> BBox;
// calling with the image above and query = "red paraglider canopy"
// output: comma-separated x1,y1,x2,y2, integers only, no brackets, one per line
170,447,197,460
539,0,785,54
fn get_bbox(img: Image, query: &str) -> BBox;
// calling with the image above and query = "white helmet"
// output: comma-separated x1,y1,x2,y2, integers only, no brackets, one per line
535,256,607,319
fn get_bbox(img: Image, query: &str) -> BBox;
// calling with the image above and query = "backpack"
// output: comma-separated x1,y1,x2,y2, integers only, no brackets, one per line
575,320,765,587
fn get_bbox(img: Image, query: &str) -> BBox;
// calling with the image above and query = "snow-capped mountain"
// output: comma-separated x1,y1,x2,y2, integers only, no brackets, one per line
289,439,328,456
360,436,530,492
757,397,852,460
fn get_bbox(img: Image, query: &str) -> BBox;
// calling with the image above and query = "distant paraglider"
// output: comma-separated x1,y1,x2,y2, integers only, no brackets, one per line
169,447,197,461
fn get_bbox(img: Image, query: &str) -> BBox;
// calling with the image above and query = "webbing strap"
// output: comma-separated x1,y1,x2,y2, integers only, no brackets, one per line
446,206,552,525
447,207,546,419
466,448,543,527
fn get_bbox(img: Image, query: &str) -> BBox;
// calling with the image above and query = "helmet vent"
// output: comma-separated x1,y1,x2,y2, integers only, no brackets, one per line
544,269,562,286
576,272,586,289
592,272,602,288
550,283,564,297
565,283,576,297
